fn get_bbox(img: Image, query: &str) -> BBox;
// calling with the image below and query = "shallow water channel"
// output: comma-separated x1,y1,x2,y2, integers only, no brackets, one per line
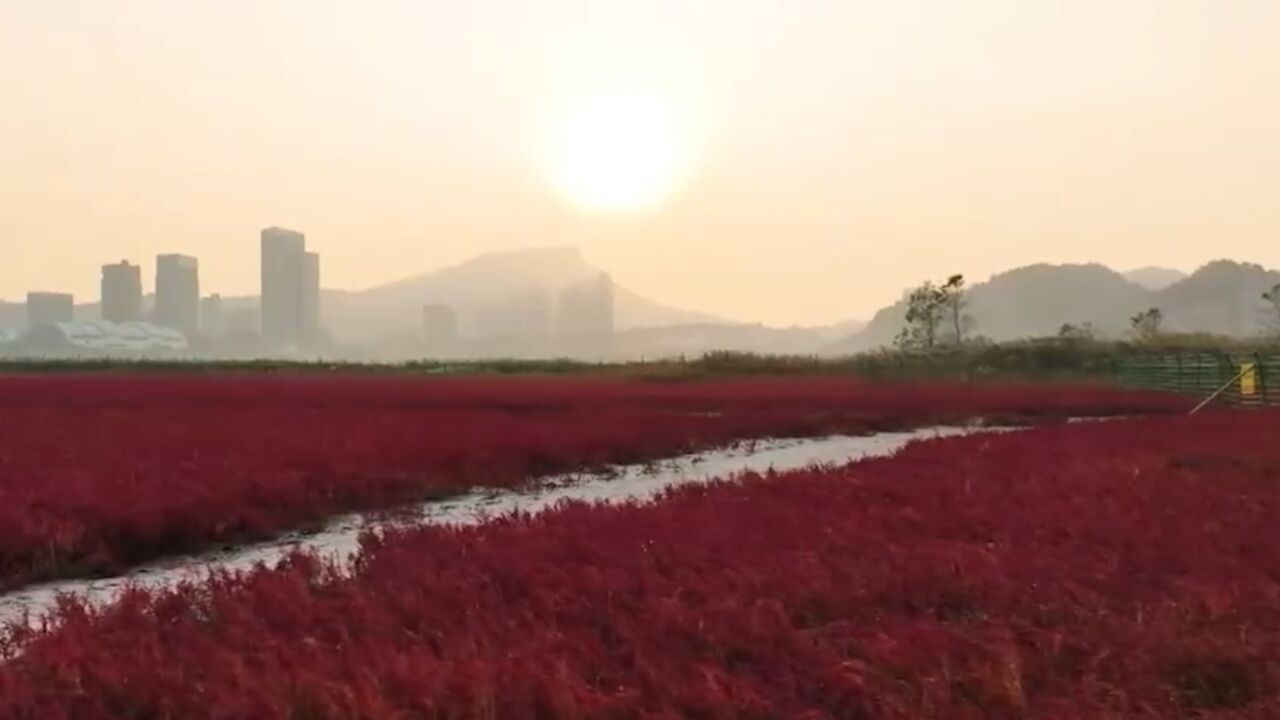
0,426,986,628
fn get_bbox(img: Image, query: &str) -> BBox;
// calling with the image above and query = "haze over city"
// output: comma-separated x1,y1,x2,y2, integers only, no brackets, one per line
4,1,1279,326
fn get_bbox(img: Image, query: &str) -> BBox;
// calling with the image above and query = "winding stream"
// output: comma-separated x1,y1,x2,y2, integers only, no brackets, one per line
0,426,988,628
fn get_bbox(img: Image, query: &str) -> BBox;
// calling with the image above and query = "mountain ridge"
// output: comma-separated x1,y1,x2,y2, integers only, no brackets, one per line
319,246,725,342
837,259,1280,351
1123,266,1188,291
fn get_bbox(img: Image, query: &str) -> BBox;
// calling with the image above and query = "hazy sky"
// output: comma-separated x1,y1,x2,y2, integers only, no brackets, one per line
3,1,1278,325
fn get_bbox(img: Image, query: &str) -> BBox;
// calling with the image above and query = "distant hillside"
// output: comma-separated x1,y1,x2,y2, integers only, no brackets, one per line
225,246,726,343
316,246,866,352
1123,266,1187,290
814,318,867,340
1156,260,1280,335
837,259,1280,351
842,263,1149,350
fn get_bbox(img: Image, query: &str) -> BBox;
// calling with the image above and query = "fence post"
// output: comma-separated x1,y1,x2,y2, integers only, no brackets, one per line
1261,353,1271,406
1236,354,1243,404
1189,363,1253,416
1226,352,1240,407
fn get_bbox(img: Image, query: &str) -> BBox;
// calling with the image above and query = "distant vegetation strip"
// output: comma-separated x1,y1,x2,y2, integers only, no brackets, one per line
4,336,1280,380
4,412,1278,717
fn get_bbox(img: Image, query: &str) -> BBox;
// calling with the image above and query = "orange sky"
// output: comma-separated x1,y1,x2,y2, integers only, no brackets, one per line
2,1,1278,324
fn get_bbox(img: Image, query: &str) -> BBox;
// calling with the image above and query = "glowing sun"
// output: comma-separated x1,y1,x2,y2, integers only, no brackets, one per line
545,85,694,212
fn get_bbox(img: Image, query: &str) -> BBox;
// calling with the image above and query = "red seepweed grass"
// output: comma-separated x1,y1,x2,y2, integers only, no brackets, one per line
0,374,1179,589
4,409,1276,718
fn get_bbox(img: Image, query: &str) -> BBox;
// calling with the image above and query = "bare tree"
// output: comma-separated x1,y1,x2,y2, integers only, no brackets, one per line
1058,322,1098,341
941,274,970,345
894,281,947,350
1261,283,1280,336
895,275,972,350
1129,307,1164,343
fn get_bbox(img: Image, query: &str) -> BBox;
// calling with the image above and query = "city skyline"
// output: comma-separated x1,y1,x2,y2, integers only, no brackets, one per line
0,226,636,360
5,229,324,340
0,228,624,340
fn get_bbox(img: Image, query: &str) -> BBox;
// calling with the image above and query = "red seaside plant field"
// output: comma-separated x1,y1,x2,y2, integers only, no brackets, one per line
0,374,1180,589
2,411,1277,718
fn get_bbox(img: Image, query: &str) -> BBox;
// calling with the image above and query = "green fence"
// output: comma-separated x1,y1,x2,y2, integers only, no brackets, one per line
1116,353,1280,407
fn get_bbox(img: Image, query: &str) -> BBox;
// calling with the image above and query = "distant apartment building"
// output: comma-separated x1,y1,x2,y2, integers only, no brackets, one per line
0,300,23,333
422,304,459,349
261,227,305,339
155,254,200,336
260,227,316,341
101,261,143,323
556,273,615,339
201,294,224,337
303,251,321,337
26,292,74,330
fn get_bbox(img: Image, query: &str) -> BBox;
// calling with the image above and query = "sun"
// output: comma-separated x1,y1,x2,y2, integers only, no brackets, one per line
545,85,694,213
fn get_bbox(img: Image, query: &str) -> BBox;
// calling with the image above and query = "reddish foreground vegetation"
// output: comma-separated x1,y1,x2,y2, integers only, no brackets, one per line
0,374,1178,589
4,410,1278,719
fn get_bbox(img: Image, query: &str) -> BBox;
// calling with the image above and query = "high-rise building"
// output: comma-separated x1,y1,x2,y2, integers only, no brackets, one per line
422,304,459,350
101,261,143,323
303,251,320,337
155,254,200,336
26,292,74,330
0,300,22,333
260,227,307,341
556,273,615,339
201,294,224,337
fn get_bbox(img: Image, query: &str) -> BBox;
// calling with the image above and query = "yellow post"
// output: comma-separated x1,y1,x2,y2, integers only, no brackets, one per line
1240,362,1257,397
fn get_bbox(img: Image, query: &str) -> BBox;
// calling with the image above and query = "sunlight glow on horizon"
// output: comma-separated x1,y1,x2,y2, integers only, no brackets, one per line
540,75,701,211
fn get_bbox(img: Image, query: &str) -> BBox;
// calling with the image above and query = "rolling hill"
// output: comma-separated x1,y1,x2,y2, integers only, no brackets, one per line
221,246,724,343
837,259,1280,351
1123,266,1187,290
